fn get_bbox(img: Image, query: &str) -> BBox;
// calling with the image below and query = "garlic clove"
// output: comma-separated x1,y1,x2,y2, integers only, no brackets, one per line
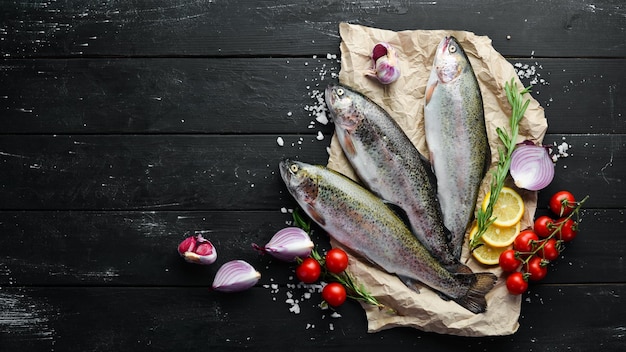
177,234,217,265
212,260,261,292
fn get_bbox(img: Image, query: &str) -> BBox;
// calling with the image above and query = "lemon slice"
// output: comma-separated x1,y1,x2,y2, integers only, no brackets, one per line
468,225,508,265
481,187,525,227
480,221,522,248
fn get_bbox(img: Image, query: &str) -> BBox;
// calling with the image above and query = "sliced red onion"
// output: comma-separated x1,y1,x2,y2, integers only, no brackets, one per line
510,142,555,191
177,234,217,265
212,260,261,293
253,227,314,262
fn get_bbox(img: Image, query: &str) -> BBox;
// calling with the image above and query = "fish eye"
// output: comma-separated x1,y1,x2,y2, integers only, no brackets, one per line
448,45,457,53
336,88,344,96
289,164,299,173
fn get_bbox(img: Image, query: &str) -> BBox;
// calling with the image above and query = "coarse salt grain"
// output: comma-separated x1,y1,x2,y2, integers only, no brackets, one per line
276,136,284,147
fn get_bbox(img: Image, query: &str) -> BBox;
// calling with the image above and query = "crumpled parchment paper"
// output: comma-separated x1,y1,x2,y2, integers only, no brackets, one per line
326,23,547,337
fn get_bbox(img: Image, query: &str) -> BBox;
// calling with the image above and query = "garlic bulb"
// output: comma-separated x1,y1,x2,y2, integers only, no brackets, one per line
366,42,401,84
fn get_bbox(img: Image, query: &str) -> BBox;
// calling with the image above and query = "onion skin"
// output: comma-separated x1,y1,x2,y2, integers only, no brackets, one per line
510,142,555,191
253,227,314,262
212,260,261,293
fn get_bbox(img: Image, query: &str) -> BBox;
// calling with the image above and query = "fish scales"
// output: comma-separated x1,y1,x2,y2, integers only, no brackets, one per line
324,84,462,270
424,36,489,260
279,159,496,314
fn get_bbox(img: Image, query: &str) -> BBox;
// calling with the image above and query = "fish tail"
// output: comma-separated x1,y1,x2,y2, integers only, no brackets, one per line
453,272,497,314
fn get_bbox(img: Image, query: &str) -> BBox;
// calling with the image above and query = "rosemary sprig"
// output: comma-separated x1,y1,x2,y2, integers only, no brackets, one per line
469,79,532,252
292,209,391,311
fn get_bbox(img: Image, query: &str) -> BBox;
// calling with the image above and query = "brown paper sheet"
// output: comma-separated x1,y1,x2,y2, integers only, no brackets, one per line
326,23,547,336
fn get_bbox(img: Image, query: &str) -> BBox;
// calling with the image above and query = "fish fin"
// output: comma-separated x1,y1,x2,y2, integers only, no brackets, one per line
425,80,438,106
397,275,421,294
342,134,357,157
383,201,412,229
453,272,497,314
445,261,474,274
306,204,326,226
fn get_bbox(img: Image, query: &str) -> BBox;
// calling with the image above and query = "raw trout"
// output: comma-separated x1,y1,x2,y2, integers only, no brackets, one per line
424,36,489,260
279,159,496,314
324,84,461,270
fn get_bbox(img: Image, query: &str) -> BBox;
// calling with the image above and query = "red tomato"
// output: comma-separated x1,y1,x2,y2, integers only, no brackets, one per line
549,191,576,217
325,248,349,274
555,217,578,242
506,272,529,295
513,230,539,253
538,238,561,261
499,249,522,272
322,282,347,307
525,256,548,281
296,258,321,284
534,215,555,238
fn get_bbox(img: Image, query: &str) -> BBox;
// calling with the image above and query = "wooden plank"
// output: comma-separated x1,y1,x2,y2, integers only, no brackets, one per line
0,285,624,351
0,209,623,287
0,58,624,135
1,0,625,58
0,134,622,210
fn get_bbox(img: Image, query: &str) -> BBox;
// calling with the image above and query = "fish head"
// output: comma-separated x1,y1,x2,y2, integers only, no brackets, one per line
324,84,362,131
433,36,469,84
279,159,320,206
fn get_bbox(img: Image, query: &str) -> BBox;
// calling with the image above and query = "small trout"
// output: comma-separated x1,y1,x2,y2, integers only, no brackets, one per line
279,159,496,314
424,36,489,260
324,84,462,271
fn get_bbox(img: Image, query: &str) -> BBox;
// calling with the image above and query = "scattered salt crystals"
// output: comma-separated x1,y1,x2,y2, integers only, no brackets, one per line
514,62,549,86
287,111,292,117
315,113,329,125
280,207,288,213
316,131,324,141
551,141,571,162
276,136,284,147
330,312,342,318
329,323,334,331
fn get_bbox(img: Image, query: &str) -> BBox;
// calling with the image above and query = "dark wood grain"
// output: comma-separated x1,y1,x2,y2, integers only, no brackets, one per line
0,209,623,287
0,134,622,210
1,58,624,134
1,285,624,352
1,0,625,58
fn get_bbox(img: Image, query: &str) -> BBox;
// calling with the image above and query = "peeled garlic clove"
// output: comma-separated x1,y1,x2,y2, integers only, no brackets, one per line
177,234,217,265
212,260,261,292
253,227,314,262
366,42,401,85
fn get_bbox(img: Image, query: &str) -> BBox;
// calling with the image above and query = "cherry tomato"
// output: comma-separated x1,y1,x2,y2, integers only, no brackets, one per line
513,230,539,253
555,217,578,242
534,215,555,238
296,257,321,284
325,248,349,274
499,249,522,272
549,191,576,217
322,282,347,307
525,256,548,281
506,271,529,295
538,238,561,261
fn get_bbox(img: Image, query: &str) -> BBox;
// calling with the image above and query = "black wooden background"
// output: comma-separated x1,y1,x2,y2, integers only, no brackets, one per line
1,1,625,351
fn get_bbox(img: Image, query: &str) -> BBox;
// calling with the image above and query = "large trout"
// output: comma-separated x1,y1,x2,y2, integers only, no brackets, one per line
279,159,496,314
324,84,462,270
424,36,489,260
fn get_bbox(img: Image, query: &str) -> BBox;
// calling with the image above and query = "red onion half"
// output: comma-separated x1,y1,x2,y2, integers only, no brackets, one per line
510,142,555,191
212,260,261,293
252,227,314,262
